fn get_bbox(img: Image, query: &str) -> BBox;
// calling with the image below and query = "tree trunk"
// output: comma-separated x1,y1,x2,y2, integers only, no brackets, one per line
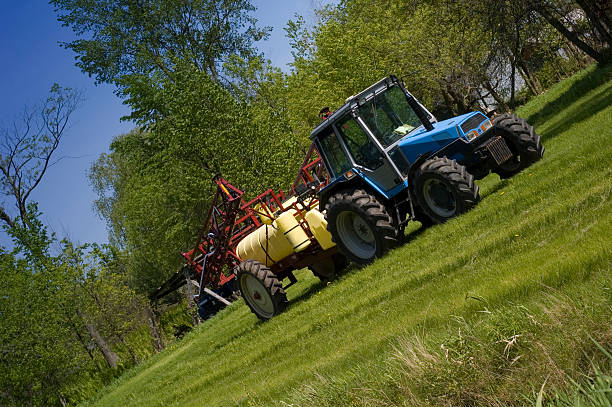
68,318,95,362
146,305,164,352
477,89,489,109
446,84,469,114
0,207,14,228
77,310,119,369
115,330,138,364
536,5,603,63
184,269,200,325
441,88,457,116
516,52,543,95
574,0,612,48
208,54,219,83
85,322,118,368
482,79,509,112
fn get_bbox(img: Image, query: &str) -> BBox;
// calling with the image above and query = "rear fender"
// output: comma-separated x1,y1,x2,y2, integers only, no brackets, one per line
318,173,389,212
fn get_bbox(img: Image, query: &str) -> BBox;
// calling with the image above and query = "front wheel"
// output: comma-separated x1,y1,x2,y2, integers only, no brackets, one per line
414,157,480,224
493,113,544,178
325,189,397,264
236,260,287,321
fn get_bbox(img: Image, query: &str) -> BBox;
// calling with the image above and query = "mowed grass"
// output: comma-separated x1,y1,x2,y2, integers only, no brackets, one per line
82,65,612,407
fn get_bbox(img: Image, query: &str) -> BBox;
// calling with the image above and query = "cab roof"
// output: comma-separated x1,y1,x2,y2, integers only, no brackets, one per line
309,75,400,140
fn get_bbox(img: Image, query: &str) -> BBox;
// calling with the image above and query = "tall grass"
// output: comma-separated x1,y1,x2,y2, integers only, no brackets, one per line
81,64,612,407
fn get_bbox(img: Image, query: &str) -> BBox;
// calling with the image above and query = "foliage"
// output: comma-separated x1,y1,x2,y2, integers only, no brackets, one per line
0,247,78,406
0,190,158,407
51,0,270,121
90,62,303,294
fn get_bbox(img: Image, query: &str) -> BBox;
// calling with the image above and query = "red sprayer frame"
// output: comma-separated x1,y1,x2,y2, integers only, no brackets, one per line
171,144,336,304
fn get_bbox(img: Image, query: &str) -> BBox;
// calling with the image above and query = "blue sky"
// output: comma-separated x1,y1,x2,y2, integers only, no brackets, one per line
0,1,329,248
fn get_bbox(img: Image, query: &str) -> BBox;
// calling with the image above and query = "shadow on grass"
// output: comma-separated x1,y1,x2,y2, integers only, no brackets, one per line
284,226,429,311
526,64,612,135
402,223,428,244
284,278,327,311
539,84,612,141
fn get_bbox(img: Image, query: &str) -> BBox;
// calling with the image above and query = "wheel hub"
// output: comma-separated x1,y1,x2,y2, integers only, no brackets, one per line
336,211,376,260
423,179,456,218
240,274,274,318
352,216,375,243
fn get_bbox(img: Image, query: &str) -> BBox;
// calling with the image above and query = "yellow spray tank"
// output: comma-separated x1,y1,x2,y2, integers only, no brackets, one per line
236,196,336,264
276,210,311,253
235,221,293,266
304,209,335,250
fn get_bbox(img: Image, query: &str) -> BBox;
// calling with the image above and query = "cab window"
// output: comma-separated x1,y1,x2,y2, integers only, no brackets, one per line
318,130,351,177
335,115,384,170
358,85,422,148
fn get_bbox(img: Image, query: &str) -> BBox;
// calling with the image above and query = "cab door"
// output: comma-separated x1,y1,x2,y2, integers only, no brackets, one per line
334,114,401,192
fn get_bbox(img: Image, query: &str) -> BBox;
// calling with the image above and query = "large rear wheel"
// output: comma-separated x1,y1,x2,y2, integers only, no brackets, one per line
493,113,544,178
236,260,287,321
325,189,397,264
414,157,480,224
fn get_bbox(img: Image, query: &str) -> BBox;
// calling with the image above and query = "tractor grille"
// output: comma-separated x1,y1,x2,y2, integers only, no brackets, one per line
487,137,513,165
460,113,487,133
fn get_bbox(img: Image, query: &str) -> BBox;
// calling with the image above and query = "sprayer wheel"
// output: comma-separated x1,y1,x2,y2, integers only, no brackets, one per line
236,260,287,321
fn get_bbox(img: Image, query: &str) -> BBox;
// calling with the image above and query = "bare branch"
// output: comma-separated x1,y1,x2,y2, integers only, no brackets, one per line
0,84,82,230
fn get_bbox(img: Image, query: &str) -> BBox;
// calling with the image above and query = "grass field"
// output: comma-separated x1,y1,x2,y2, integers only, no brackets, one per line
82,64,612,407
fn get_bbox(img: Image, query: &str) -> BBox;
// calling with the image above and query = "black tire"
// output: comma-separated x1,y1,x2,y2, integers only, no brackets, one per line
413,157,480,224
493,113,544,178
325,189,397,264
236,260,287,321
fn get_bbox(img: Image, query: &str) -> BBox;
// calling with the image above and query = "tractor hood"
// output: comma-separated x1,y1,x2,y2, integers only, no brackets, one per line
396,112,488,164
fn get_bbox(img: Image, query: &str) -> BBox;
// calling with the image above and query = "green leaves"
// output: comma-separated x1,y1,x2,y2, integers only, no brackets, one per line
52,0,271,114
90,61,303,295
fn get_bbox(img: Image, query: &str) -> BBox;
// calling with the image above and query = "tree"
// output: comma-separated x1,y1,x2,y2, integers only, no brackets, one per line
51,0,270,122
0,84,81,232
530,0,607,63
90,63,302,296
0,217,88,407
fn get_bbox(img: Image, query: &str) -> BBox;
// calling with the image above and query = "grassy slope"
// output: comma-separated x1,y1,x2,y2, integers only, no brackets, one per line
83,65,612,407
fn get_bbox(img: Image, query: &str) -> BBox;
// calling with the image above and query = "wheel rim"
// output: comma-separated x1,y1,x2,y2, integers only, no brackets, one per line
423,178,456,218
336,211,376,260
240,273,274,319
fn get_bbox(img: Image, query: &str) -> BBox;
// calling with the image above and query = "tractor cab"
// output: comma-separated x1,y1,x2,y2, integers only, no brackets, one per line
311,76,437,201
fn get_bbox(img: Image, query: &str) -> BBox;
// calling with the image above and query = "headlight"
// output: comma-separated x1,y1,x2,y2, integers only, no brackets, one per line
466,130,479,141
480,119,492,132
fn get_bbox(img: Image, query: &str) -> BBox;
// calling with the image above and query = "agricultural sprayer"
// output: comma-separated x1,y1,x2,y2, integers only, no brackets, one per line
151,75,543,321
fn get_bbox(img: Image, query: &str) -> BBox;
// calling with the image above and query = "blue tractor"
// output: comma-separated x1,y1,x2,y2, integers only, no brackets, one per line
312,75,544,264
